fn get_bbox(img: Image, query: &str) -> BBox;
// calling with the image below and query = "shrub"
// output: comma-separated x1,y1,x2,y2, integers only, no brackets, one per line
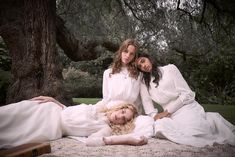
63,66,103,98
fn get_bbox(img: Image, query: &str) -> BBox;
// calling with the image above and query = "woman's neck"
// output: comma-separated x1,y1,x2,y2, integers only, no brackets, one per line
121,63,127,67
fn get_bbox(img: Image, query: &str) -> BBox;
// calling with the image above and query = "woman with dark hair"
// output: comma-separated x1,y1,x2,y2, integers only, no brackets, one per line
136,53,235,147
0,96,148,148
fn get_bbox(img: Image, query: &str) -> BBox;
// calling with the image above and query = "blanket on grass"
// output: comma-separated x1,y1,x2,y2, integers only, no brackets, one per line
41,137,235,157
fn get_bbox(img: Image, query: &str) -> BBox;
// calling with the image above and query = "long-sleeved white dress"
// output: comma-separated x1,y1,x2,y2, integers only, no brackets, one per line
96,67,143,113
140,64,235,147
91,67,154,142
0,100,110,148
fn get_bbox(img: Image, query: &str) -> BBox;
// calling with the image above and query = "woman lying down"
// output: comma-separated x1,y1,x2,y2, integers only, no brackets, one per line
0,96,154,148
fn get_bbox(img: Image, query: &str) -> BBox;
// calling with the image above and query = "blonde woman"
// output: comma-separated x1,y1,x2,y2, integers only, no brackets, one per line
96,39,143,113
0,96,147,148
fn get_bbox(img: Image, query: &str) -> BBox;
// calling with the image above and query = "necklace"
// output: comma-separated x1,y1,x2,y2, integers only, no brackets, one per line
120,68,129,79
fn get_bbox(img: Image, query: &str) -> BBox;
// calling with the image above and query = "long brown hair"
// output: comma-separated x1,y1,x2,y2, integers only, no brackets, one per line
110,39,139,79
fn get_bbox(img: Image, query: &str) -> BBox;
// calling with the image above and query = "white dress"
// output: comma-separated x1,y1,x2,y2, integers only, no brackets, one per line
96,67,143,113
0,101,110,148
140,64,235,147
92,67,156,142
61,104,110,137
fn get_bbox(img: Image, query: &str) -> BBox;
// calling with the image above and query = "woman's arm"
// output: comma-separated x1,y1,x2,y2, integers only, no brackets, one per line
103,135,148,146
154,110,171,120
140,82,158,117
85,125,148,146
85,126,111,146
164,65,195,114
94,70,110,109
86,135,148,147
30,96,65,109
102,69,110,101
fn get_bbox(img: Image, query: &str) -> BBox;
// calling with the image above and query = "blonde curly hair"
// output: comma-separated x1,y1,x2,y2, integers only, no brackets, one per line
101,103,138,135
110,39,139,79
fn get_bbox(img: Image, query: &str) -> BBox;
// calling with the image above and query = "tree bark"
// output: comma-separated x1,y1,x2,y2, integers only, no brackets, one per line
0,0,69,104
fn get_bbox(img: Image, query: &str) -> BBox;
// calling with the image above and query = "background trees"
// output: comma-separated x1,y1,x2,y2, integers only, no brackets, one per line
0,0,234,105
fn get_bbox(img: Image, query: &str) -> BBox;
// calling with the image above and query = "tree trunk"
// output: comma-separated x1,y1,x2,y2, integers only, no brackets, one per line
0,0,68,104
0,0,116,105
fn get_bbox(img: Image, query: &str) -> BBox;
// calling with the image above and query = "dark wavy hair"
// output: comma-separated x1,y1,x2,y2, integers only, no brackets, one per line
136,53,162,90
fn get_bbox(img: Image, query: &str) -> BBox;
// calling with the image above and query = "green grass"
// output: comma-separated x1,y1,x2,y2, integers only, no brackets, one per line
73,98,101,105
203,104,235,125
73,98,235,124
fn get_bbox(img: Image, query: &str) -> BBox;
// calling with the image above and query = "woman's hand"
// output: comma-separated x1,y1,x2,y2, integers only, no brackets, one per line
154,110,171,121
30,96,65,109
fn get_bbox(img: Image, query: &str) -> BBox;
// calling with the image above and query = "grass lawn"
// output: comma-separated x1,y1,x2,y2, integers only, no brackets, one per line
73,98,101,105
73,98,235,125
203,104,235,125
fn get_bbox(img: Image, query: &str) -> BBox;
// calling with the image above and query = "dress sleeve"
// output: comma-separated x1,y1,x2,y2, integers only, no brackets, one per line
102,69,109,100
131,115,154,138
165,64,195,113
140,81,158,117
133,94,144,115
88,126,112,138
94,69,110,109
85,126,112,146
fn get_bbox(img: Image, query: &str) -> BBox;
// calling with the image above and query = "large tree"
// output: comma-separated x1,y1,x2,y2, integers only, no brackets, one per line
0,0,109,104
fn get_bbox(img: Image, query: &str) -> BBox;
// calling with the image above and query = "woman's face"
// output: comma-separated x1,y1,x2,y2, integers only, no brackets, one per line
121,45,136,65
109,108,134,125
136,57,152,72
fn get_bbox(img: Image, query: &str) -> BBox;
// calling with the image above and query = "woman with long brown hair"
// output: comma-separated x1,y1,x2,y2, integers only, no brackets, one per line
96,39,142,113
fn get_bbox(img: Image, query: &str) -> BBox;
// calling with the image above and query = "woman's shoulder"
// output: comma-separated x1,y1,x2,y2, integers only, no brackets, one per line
159,64,180,76
161,64,178,71
103,68,112,76
104,68,111,73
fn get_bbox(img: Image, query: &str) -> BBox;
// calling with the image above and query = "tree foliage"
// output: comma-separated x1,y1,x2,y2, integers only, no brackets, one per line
113,0,235,104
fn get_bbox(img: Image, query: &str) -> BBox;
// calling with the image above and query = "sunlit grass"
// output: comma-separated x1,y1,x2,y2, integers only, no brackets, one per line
73,98,235,124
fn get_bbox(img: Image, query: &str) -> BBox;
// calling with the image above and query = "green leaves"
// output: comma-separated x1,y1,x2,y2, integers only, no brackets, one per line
0,38,11,71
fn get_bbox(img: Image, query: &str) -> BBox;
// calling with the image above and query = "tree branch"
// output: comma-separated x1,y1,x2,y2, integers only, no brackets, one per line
176,0,193,20
200,0,206,23
56,16,100,61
